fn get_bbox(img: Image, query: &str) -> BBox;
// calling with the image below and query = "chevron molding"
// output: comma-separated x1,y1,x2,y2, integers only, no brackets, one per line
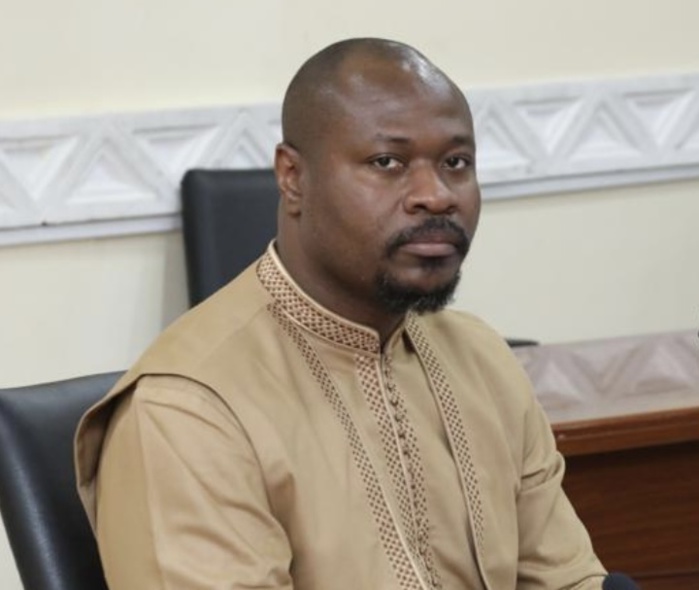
2,72,699,246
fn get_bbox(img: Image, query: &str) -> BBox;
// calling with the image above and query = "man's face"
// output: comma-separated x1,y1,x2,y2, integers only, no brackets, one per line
292,69,481,318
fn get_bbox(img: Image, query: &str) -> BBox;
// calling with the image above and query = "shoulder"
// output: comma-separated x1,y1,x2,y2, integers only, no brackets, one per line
411,309,538,416
116,261,281,389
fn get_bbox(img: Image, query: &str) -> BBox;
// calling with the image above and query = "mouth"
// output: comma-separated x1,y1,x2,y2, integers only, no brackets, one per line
387,218,470,260
398,236,460,257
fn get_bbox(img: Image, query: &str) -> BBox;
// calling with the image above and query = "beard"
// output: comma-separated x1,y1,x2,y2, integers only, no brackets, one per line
376,267,462,314
375,217,470,315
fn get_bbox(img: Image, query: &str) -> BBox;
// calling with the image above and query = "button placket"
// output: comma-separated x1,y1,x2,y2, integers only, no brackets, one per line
381,354,443,590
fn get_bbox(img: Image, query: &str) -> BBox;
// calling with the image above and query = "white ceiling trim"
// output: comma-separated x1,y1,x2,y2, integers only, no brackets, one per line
1,71,699,246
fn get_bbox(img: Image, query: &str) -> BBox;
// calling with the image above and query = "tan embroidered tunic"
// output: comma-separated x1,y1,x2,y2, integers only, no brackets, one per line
75,245,605,590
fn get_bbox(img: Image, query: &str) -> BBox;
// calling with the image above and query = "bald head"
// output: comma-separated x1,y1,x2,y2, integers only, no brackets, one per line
281,38,468,156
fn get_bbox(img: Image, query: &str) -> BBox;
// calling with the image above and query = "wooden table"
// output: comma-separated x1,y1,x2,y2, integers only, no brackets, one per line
554,406,699,590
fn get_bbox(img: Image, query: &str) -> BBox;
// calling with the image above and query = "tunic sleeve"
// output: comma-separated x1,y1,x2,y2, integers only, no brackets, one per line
94,374,294,590
516,396,606,590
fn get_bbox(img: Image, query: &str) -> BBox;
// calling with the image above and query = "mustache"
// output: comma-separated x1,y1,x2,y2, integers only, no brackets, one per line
385,217,470,257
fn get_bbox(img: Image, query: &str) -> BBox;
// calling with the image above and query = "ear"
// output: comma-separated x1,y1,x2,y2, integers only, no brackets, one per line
275,142,304,216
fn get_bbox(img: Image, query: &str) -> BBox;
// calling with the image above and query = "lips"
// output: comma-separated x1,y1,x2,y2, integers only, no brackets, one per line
386,218,470,259
399,237,459,257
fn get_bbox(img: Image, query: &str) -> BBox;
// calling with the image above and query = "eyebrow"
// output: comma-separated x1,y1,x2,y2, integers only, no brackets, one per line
372,133,476,149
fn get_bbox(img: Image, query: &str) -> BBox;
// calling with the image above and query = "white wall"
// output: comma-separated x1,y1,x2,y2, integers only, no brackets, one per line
2,0,699,588
3,0,699,119
0,233,188,386
460,180,699,342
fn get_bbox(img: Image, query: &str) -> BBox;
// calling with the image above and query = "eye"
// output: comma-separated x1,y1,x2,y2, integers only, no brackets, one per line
443,155,471,170
370,155,403,170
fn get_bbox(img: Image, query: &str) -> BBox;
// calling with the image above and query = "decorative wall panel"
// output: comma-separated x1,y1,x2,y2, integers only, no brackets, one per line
514,331,699,424
1,72,698,245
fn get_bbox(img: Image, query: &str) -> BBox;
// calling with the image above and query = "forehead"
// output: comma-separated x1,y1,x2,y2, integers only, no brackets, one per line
325,62,473,144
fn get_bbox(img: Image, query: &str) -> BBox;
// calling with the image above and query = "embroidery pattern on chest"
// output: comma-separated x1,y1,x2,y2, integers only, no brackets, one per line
406,316,486,552
356,353,443,589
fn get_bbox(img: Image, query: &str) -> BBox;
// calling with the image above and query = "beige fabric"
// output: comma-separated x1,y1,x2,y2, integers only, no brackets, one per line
75,245,605,590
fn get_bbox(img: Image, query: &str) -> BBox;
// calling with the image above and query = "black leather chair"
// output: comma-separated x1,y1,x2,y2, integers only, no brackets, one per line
0,372,122,590
181,168,279,307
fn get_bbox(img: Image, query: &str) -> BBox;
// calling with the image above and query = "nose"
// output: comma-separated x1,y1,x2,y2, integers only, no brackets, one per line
403,163,458,215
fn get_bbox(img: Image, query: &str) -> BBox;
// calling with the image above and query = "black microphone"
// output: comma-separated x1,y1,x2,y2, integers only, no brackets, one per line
602,572,639,589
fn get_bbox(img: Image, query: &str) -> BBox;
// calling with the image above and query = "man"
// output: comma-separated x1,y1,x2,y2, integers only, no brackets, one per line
75,38,607,589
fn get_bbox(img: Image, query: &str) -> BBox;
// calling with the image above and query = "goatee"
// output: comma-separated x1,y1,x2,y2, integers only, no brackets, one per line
376,217,470,315
376,269,462,315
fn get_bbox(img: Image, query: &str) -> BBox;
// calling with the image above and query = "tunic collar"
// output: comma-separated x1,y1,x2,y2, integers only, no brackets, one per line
257,243,403,355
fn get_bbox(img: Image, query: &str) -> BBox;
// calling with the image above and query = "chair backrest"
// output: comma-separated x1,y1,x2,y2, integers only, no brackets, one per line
181,168,279,306
0,372,122,590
